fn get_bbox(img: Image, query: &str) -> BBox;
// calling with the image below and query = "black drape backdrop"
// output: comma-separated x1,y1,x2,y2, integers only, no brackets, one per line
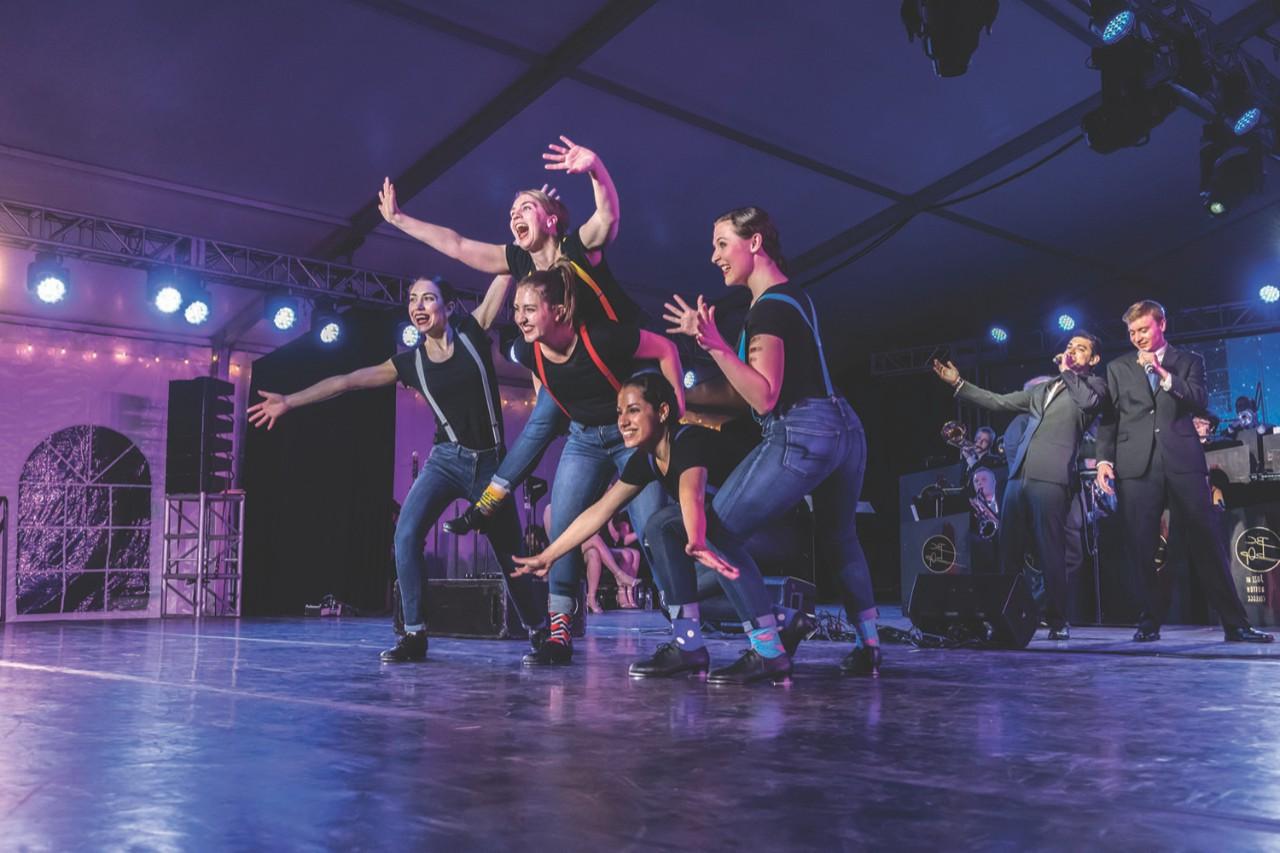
242,307,398,616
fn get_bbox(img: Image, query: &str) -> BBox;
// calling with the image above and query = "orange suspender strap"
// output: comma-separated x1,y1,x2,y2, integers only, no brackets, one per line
579,325,621,391
566,259,618,322
532,344,571,418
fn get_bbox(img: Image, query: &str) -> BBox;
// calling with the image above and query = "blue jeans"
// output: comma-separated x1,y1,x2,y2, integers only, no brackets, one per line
490,390,568,492
546,422,668,611
706,397,877,623
394,443,542,633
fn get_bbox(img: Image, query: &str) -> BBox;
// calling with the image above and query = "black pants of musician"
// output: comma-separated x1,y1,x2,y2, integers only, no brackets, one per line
1116,448,1247,631
999,476,1071,630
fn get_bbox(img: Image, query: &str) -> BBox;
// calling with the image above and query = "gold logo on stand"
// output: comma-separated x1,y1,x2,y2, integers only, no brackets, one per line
922,535,957,574
1235,527,1280,574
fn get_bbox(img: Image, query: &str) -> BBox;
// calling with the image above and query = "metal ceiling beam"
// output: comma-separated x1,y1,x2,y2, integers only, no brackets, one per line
313,0,658,260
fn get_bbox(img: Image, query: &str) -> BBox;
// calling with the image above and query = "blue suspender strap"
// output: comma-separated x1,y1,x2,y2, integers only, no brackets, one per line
737,293,835,396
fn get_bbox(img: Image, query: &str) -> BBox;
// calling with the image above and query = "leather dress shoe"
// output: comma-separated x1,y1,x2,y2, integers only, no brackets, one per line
522,640,572,666
628,643,710,678
528,627,550,651
1133,626,1161,642
707,649,792,685
779,611,819,658
1047,625,1070,642
1224,626,1275,644
839,645,882,677
380,630,427,662
443,503,493,535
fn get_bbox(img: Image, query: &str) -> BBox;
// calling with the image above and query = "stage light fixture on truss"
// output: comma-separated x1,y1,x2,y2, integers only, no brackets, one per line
989,326,1008,344
1057,313,1077,332
313,301,343,346
1199,121,1264,217
182,284,212,326
683,370,697,390
1260,284,1280,304
27,253,70,305
264,293,302,332
900,0,999,78
1081,4,1176,154
1089,1,1135,45
1219,67,1265,138
147,267,197,316
396,320,421,349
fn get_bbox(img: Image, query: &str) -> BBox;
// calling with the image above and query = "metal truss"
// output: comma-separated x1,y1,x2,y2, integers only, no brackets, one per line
1174,300,1280,339
0,197,483,309
161,492,245,618
870,339,981,377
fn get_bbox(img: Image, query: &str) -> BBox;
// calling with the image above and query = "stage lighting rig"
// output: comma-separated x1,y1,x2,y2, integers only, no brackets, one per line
313,301,343,346
900,0,998,78
1081,4,1177,154
1199,121,1264,217
183,284,212,326
264,293,302,332
27,253,69,305
1089,1,1135,45
396,320,421,349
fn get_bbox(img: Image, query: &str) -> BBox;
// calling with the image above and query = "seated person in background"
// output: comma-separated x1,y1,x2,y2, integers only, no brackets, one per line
583,513,642,612
962,427,1005,491
1194,411,1240,451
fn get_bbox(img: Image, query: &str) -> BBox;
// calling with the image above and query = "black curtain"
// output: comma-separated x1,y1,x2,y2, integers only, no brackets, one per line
242,307,398,616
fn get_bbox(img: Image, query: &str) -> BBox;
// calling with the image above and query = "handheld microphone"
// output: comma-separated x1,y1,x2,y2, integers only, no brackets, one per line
1052,354,1064,365
1142,360,1156,375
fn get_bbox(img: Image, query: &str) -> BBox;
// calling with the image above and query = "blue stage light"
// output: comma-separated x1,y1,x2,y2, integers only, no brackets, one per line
265,294,301,332
989,326,1008,343
183,286,211,326
1057,314,1077,332
683,370,696,389
272,306,297,331
1261,284,1280,304
154,285,182,314
398,322,421,348
1099,10,1135,44
28,255,70,305
1233,107,1262,136
319,321,340,344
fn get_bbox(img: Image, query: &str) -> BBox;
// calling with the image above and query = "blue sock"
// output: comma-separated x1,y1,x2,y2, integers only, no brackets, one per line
749,625,785,659
668,604,705,651
857,618,880,648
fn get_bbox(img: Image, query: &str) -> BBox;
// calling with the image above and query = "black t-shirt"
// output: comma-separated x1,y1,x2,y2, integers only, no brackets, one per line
742,283,829,415
620,425,753,499
391,313,503,449
512,321,640,426
506,227,640,325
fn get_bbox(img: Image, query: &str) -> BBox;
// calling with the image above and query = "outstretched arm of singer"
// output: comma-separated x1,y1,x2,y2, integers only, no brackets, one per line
930,359,1033,414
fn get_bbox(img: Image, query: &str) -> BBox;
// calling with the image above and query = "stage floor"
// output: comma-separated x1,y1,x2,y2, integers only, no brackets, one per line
2,609,1279,850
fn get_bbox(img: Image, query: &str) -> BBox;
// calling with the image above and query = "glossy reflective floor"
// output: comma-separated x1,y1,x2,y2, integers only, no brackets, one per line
2,610,1279,850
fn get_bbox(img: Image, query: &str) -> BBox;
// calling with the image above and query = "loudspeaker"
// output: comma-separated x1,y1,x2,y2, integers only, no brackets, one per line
422,578,584,639
166,376,235,494
907,573,1036,649
699,576,817,628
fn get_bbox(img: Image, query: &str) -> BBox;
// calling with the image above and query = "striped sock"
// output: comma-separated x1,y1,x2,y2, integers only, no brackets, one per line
548,612,572,646
473,483,509,517
749,626,785,659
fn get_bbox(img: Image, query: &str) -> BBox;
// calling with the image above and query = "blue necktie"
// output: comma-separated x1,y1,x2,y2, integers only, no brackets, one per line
1147,366,1159,392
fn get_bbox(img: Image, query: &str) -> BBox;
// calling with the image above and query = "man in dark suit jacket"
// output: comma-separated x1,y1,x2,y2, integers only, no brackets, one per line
1095,299,1272,643
932,333,1108,640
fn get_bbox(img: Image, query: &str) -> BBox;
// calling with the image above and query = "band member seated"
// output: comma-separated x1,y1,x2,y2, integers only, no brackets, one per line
968,466,1001,573
932,332,1107,641
1225,396,1271,471
1095,299,1273,644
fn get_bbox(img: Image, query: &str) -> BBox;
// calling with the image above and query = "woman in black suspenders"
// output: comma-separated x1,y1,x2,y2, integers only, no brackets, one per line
665,207,882,683
246,275,540,662
507,266,685,666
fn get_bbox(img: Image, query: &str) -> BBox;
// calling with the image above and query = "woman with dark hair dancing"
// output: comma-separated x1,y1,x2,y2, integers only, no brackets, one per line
665,206,881,683
507,266,685,666
246,274,542,662
378,137,641,534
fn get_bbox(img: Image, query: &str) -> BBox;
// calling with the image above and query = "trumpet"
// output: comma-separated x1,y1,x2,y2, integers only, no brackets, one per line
969,495,1000,541
941,420,976,456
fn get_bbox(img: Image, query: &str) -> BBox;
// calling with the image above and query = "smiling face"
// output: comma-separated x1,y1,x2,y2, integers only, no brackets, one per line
1062,335,1101,371
513,282,564,343
510,193,556,251
710,219,759,287
407,278,453,337
616,384,667,451
1127,311,1167,353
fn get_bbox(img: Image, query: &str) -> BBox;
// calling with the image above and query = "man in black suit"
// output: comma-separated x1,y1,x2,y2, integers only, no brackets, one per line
1095,299,1272,644
932,333,1108,640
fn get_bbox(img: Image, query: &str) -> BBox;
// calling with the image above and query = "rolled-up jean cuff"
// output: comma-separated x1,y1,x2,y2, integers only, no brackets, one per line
404,622,426,634
548,593,577,615
490,475,512,490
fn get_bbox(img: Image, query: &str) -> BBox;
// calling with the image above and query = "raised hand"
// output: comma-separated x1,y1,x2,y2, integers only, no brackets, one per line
542,135,598,175
539,183,560,201
512,553,553,578
247,390,290,430
691,298,729,354
685,542,740,581
663,293,700,337
931,359,961,386
378,177,402,225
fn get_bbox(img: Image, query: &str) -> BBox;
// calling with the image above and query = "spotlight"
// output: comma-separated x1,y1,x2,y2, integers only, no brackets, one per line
1261,285,1280,304
264,294,302,332
313,302,343,346
147,267,191,315
1089,3,1135,45
683,370,697,390
1081,4,1176,154
989,326,1008,343
1057,314,1077,332
183,285,212,326
397,321,421,349
900,0,999,78
1233,107,1261,137
1220,68,1263,137
27,253,70,305
1200,123,1264,216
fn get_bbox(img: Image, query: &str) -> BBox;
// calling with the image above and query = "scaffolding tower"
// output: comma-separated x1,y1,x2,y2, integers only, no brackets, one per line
161,492,245,617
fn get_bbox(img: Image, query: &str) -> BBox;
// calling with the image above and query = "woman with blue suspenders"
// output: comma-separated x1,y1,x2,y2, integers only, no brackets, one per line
246,275,542,662
665,206,881,683
506,265,685,666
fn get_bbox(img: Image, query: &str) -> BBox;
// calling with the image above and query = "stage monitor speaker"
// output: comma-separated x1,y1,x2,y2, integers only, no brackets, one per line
907,573,1036,649
166,376,235,494
422,577,584,640
699,576,816,629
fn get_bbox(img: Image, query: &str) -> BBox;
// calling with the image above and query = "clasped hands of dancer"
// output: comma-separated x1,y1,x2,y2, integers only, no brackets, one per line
513,541,740,581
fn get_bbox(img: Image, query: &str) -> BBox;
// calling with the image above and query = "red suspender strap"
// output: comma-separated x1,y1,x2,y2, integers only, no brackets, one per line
532,344,571,417
566,260,618,322
579,326,621,391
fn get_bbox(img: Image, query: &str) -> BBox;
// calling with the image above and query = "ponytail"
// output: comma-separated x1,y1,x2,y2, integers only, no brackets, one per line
519,262,578,327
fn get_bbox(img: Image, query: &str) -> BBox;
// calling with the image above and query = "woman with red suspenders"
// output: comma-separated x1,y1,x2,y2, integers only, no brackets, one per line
508,266,685,666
